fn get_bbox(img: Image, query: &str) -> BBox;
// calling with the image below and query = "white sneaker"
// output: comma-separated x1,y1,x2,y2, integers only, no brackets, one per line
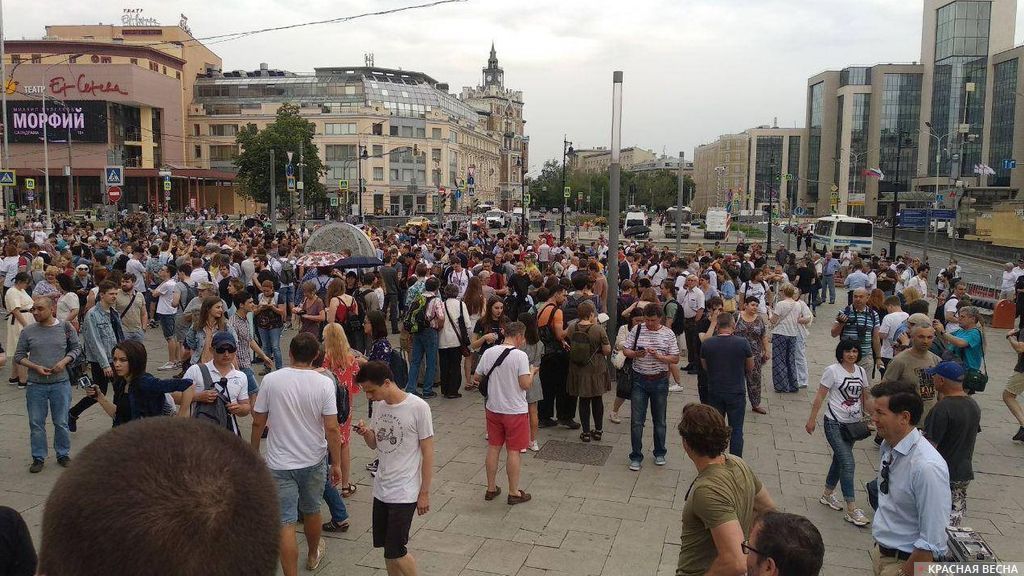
844,508,871,527
819,493,843,511
609,411,622,424
158,361,177,371
528,441,540,452
668,384,684,392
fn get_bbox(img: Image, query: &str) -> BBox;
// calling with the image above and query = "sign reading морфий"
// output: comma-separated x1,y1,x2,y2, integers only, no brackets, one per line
5,100,109,144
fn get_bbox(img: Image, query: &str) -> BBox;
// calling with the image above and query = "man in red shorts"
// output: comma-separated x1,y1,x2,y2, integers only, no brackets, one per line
474,321,533,505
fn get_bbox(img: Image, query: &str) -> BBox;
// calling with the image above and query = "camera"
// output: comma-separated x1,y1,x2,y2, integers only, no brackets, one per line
76,376,95,390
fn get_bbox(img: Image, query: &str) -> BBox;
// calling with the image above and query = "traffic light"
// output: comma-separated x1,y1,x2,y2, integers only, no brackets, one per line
963,196,978,227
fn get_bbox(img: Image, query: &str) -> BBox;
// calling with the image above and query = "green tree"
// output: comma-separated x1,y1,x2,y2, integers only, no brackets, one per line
234,103,326,206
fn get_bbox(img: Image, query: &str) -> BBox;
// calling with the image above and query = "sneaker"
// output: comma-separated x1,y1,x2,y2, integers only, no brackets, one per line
844,508,871,527
421,391,438,399
609,411,622,424
67,414,77,433
157,361,177,372
538,418,558,429
558,419,581,430
57,455,71,467
528,441,540,452
654,456,667,466
29,459,44,473
628,459,641,472
819,493,843,511
1013,427,1024,442
17,382,25,390
366,459,379,477
668,384,684,392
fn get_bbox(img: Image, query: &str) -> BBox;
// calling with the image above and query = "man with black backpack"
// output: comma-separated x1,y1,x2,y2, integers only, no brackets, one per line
403,277,444,399
271,246,297,324
183,331,250,436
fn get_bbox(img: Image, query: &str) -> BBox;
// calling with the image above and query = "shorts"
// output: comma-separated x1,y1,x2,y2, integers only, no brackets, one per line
156,313,176,339
270,459,327,525
1006,371,1024,395
485,409,529,451
372,498,417,559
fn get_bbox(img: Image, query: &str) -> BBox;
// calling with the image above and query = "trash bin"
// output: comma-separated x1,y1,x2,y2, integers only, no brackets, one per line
992,299,1017,329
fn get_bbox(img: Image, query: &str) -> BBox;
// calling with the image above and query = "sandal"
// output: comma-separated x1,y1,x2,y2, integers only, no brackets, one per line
591,430,602,441
580,432,591,443
507,491,532,506
321,519,350,533
341,483,357,497
484,486,502,501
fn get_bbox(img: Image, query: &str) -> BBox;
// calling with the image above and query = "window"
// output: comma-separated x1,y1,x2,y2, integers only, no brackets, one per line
431,169,441,184
193,124,200,137
194,145,202,158
402,169,414,182
325,144,356,162
31,54,41,64
390,168,399,182
130,58,138,65
373,145,383,156
449,132,457,143
149,61,159,72
209,124,238,137
175,71,181,79
389,125,399,136
162,66,167,74
10,55,20,64
100,56,111,64
373,167,384,181
836,222,873,237
209,145,236,161
415,127,426,138
432,128,442,139
417,170,426,182
431,148,441,162
324,123,356,136
401,126,414,138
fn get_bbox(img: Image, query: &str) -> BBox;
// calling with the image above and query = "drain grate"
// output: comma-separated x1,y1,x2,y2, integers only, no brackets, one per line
533,440,613,466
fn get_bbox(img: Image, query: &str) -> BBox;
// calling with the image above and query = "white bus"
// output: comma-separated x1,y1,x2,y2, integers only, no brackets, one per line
811,215,874,255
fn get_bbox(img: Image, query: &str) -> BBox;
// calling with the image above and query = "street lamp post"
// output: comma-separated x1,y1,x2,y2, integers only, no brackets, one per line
357,145,368,224
923,122,951,264
517,156,527,237
889,131,912,258
560,136,573,243
767,153,776,249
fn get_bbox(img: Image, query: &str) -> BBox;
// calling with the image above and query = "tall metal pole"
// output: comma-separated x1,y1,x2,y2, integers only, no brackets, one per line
675,151,684,255
520,160,527,237
560,135,568,243
889,134,904,258
358,146,365,224
298,147,305,230
42,89,50,226
606,71,623,347
767,153,775,249
269,148,276,230
0,0,10,222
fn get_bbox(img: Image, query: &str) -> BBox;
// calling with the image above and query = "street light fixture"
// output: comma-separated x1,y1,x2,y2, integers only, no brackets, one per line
516,156,527,237
560,137,573,242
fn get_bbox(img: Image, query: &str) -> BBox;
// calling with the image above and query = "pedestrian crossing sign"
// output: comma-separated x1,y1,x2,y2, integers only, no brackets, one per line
104,166,124,187
0,170,14,187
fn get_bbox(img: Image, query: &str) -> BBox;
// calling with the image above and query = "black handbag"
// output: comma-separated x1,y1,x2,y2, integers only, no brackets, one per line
478,347,514,398
828,404,871,443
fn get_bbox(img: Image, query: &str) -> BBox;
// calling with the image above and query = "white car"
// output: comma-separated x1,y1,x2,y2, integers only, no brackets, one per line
485,210,509,228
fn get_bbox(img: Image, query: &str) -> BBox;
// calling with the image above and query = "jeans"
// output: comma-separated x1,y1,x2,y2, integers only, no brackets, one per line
258,326,283,370
771,334,799,392
709,393,746,457
407,328,438,395
124,330,145,343
27,380,72,460
383,293,401,334
794,333,808,388
823,418,856,502
271,458,327,525
821,275,836,304
279,285,295,318
323,455,349,524
629,374,668,463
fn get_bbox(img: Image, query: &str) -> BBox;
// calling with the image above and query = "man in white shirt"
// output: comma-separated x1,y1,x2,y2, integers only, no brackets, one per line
678,274,706,373
447,258,472,298
1002,262,1018,301
474,321,533,506
647,256,670,288
878,296,910,373
905,266,931,299
251,333,341,576
354,360,434,576
943,282,967,333
153,264,182,371
184,331,250,436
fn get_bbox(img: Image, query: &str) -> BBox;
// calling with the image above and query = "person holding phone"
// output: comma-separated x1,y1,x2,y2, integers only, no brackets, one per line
85,340,195,425
183,332,250,436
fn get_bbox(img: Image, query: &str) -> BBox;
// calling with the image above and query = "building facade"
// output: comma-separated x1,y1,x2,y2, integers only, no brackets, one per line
571,146,656,173
692,127,806,215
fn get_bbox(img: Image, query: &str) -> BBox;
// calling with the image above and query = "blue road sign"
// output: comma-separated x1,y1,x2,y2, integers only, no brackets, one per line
286,163,294,177
898,209,928,229
104,166,124,187
794,206,806,216
1003,159,1017,170
931,209,956,221
935,194,944,204
0,170,14,186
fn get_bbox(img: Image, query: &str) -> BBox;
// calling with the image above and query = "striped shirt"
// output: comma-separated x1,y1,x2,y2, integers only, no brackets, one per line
625,324,680,375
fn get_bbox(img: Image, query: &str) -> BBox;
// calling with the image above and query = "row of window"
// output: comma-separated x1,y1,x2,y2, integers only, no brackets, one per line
8,54,181,79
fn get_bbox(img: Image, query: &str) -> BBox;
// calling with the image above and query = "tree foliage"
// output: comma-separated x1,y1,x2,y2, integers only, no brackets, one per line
526,159,694,215
234,103,327,205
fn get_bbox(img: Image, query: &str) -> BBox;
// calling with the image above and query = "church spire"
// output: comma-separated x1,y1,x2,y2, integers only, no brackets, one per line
483,42,503,89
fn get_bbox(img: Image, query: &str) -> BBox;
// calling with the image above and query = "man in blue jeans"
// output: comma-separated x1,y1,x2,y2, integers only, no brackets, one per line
700,311,753,457
622,303,680,471
821,252,840,305
406,277,444,399
15,296,82,473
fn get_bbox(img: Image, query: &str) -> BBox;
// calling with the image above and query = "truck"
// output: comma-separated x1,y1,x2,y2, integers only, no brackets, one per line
663,206,692,239
703,208,731,240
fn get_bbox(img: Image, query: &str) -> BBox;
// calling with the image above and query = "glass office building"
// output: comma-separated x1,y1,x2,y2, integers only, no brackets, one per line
990,58,1017,186
807,82,824,203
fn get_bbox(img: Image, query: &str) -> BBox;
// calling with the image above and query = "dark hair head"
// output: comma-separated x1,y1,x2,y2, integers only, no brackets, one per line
365,309,388,341
425,276,440,292
355,360,394,387
56,273,75,293
443,284,459,299
752,511,825,576
38,418,279,576
744,295,760,306
643,302,663,318
835,339,863,363
289,332,321,364
518,312,539,345
112,340,148,381
97,280,118,294
870,380,924,425
571,270,589,290
677,403,731,458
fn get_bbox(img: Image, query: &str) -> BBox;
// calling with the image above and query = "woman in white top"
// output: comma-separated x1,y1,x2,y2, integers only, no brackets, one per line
769,284,813,393
438,284,472,399
804,339,871,527
792,288,815,390
55,274,81,332
5,273,34,387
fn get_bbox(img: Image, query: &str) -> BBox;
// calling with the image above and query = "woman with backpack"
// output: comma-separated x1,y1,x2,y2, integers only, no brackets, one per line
321,323,360,500
326,279,363,354
254,279,285,370
565,301,611,442
313,352,351,534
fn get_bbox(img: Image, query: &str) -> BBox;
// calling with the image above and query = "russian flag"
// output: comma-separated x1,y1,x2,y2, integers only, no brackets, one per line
862,168,885,180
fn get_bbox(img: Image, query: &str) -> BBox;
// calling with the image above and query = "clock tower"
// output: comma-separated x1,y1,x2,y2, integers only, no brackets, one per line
482,42,504,89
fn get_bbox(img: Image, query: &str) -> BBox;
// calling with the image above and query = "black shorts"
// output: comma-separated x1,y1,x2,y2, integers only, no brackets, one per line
372,498,417,560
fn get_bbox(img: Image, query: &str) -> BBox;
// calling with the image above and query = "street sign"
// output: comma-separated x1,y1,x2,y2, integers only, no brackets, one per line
297,181,304,191
898,209,928,229
524,193,531,204
794,206,805,216
329,197,338,207
287,176,296,191
931,209,957,220
7,202,15,217
286,163,294,177
1003,159,1017,170
163,180,172,191
935,193,944,204
104,166,124,187
25,178,35,190
563,186,571,199
107,185,122,203
164,189,171,200
0,170,15,187
830,184,839,193
339,179,349,191
26,193,34,202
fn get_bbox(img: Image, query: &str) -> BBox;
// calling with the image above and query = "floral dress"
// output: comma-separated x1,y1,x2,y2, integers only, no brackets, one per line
325,353,360,444
734,312,767,408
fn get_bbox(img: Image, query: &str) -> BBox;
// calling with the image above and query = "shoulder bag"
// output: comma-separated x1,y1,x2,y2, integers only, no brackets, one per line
478,346,515,398
444,300,472,358
963,328,988,393
826,369,871,443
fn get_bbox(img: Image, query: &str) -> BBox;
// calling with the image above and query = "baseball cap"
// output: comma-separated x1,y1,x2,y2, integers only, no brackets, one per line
197,280,217,291
906,313,932,328
76,263,90,271
211,331,237,350
925,361,964,382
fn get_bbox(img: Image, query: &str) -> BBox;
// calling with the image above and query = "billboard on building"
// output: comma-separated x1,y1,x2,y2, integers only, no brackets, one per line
6,100,108,143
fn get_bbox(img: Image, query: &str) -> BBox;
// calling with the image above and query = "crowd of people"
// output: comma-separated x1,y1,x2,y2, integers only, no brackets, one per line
1,210,1023,576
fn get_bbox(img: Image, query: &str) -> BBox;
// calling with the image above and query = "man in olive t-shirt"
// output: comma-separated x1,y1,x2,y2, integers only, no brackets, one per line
881,325,941,421
676,403,775,576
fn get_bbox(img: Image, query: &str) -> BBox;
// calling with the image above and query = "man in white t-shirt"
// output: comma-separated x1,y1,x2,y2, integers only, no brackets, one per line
354,360,434,576
474,321,533,506
152,264,182,371
251,332,341,576
183,331,250,436
943,282,967,333
878,296,910,372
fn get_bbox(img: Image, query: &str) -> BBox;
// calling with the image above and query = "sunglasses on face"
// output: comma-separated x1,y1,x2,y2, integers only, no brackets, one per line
880,457,892,495
741,539,766,557
215,346,237,354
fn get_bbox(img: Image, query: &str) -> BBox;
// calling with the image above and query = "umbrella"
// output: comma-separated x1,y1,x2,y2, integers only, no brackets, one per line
624,225,651,238
335,255,383,269
297,251,343,268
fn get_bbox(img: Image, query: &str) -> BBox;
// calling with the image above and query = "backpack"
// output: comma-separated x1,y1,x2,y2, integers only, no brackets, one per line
666,300,687,335
348,289,370,331
738,262,753,283
538,303,559,349
192,364,236,433
275,258,297,285
403,294,437,334
562,294,584,328
178,281,198,312
569,322,597,366
889,322,911,355
388,349,409,385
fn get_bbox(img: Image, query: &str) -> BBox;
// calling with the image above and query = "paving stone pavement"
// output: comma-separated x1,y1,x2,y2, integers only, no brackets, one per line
2,299,1023,575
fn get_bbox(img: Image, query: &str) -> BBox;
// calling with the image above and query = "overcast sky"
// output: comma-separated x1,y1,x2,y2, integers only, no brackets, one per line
10,0,1024,174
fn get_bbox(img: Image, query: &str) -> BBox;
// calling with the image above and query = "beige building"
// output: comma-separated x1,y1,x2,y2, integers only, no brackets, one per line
692,127,806,215
571,146,656,173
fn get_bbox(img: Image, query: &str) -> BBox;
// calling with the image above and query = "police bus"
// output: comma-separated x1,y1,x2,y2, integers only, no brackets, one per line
811,215,874,255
